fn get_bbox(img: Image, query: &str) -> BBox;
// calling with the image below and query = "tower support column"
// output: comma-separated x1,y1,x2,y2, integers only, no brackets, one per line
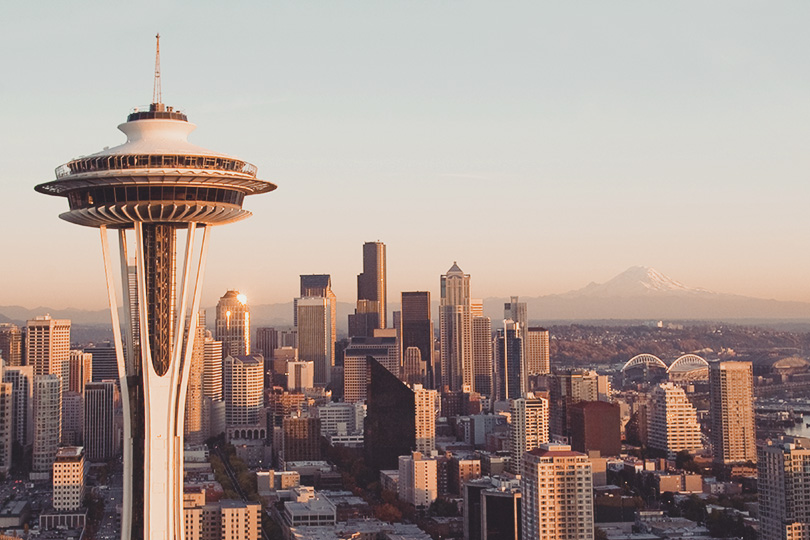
101,223,210,540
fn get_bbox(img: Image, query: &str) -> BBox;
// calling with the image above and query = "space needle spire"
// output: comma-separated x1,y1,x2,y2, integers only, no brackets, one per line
153,33,162,105
36,38,276,540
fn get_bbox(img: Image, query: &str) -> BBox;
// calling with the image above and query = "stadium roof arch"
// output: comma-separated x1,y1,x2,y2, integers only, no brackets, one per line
621,354,667,372
666,354,709,373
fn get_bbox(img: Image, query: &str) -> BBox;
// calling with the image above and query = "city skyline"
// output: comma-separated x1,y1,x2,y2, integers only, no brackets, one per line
4,2,810,310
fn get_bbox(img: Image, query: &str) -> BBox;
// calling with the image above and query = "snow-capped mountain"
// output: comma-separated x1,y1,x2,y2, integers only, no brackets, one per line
481,266,810,321
561,266,714,298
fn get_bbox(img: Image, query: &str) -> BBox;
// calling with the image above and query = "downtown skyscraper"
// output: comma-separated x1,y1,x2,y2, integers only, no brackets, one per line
349,241,387,336
401,291,434,388
215,290,251,358
440,263,473,392
296,275,337,386
26,316,71,393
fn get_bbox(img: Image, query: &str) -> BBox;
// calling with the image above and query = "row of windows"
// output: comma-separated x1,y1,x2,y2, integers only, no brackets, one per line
59,153,256,178
67,186,245,210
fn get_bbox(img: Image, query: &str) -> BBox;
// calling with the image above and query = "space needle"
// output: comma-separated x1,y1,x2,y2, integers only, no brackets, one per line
35,36,275,540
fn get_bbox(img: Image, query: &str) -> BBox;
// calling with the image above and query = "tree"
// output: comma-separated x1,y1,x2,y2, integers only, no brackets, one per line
374,503,402,523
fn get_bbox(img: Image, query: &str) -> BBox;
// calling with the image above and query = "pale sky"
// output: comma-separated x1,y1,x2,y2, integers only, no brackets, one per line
2,2,809,310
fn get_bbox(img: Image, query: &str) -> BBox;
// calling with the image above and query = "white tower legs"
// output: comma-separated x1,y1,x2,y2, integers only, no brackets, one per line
100,223,211,540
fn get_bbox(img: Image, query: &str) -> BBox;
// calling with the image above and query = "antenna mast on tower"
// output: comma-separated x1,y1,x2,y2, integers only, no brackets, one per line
152,33,162,105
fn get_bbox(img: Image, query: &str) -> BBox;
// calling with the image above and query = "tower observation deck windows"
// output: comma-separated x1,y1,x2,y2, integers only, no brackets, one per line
67,186,245,210
57,154,258,178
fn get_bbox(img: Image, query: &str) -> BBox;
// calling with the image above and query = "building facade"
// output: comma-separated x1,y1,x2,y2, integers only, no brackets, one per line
223,355,264,427
759,436,810,540
0,380,12,474
215,291,251,358
398,452,438,508
569,401,622,457
414,384,437,454
525,327,550,375
710,361,756,464
52,446,85,512
297,297,334,386
401,292,434,388
0,324,23,367
549,369,599,441
472,316,493,397
26,316,70,393
495,320,524,402
648,382,702,456
522,444,594,540
68,350,93,394
509,393,549,474
84,381,117,462
440,263,473,391
33,374,62,472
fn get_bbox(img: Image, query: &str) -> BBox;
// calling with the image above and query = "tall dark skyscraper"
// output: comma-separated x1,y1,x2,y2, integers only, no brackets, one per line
254,327,278,358
365,357,416,471
358,241,387,328
495,321,523,402
401,292,434,388
84,342,118,383
349,242,387,337
84,381,117,462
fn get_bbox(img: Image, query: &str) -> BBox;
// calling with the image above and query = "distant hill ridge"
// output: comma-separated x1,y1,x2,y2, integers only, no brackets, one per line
2,266,809,329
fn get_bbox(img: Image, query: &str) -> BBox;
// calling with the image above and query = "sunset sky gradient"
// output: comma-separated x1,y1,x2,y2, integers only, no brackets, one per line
2,2,809,309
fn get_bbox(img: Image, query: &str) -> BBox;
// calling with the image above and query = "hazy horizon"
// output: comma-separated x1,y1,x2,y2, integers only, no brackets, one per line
3,2,809,310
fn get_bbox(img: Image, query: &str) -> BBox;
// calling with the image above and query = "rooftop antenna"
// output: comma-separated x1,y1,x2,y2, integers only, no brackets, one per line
152,33,162,105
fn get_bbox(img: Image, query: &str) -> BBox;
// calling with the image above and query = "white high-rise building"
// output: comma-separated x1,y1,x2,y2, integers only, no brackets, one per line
223,355,264,426
33,374,62,473
52,446,86,511
398,451,438,508
440,263,473,391
710,361,756,464
648,382,702,456
288,361,314,391
203,331,223,401
185,314,206,445
758,436,810,540
509,393,549,475
26,316,70,394
521,443,594,540
414,384,437,454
